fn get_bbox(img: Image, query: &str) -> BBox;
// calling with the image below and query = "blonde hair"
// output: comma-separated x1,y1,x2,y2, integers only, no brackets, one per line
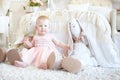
36,15,49,25
37,15,49,21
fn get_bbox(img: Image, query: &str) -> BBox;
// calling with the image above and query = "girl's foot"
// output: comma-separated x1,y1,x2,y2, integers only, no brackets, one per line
61,57,81,73
0,48,6,62
6,49,22,65
14,61,28,68
47,52,55,69
39,63,47,70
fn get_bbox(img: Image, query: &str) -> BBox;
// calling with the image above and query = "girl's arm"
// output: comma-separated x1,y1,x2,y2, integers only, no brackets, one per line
52,35,71,50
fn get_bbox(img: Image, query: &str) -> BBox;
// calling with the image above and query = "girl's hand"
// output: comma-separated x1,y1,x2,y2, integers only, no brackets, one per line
66,44,72,50
23,36,33,43
22,36,29,42
22,36,33,48
62,45,72,58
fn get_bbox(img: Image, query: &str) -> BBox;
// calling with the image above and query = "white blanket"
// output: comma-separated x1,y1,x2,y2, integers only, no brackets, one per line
77,11,120,68
0,63,120,80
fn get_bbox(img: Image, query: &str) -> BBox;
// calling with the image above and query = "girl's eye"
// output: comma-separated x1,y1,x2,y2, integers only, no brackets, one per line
44,25,47,27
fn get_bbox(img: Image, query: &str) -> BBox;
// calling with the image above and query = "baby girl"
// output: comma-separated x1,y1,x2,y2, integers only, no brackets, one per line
12,15,71,69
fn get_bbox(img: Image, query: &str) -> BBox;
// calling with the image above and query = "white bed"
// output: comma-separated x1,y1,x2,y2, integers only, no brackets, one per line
1,0,120,80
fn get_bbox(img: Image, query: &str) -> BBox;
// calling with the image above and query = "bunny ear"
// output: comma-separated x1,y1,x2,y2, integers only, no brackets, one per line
68,22,72,34
76,19,82,32
68,22,73,34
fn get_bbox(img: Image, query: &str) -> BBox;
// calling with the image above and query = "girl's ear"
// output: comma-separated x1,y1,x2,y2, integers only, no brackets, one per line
35,26,37,29
35,26,38,33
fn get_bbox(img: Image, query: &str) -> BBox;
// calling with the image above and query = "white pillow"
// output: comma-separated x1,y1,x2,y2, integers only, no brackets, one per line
67,4,89,11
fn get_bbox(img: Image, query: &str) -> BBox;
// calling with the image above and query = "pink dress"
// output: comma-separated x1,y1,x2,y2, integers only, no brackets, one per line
21,34,62,68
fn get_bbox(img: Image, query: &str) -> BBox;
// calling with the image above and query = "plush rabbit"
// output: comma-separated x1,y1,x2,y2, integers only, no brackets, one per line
69,18,98,68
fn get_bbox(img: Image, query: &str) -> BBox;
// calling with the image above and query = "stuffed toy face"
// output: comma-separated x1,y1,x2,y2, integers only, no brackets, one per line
69,19,81,38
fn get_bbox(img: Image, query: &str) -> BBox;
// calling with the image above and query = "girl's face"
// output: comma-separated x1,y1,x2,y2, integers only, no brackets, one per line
36,19,49,35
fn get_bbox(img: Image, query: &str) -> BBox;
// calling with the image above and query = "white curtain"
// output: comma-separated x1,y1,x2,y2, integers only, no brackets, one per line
0,0,10,16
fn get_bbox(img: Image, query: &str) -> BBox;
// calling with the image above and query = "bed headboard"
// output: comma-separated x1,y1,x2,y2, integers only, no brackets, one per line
69,0,112,7
13,9,116,46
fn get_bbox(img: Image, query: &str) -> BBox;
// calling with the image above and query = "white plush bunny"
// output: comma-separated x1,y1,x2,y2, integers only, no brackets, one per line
69,18,98,68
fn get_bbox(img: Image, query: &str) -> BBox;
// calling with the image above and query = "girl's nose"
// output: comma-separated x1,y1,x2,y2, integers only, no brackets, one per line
41,26,44,29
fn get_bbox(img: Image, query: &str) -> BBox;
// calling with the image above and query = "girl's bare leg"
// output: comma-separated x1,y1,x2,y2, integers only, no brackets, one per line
61,57,82,73
14,61,28,67
47,51,82,73
47,52,55,69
